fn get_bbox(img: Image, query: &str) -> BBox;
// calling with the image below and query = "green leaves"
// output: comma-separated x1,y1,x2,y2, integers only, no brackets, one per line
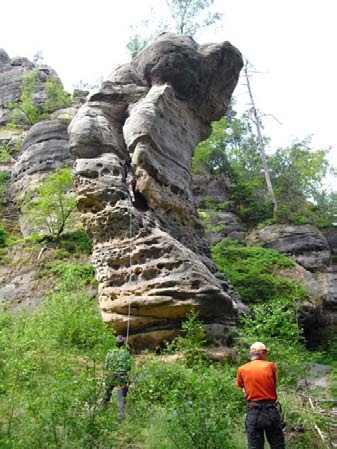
5,70,72,126
23,167,76,239
43,77,72,113
212,240,300,303
165,0,223,37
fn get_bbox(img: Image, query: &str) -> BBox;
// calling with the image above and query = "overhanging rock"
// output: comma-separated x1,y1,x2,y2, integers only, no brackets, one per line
68,33,246,349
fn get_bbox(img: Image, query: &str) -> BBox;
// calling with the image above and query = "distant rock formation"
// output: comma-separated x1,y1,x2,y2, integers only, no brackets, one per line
0,49,62,127
69,33,246,349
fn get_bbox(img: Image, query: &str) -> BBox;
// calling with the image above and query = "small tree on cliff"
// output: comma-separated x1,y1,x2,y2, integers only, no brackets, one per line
23,167,76,239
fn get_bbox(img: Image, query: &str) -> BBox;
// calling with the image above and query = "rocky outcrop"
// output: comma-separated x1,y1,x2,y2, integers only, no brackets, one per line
247,224,331,271
69,33,245,349
11,119,74,201
247,224,337,341
10,119,74,237
0,49,62,127
192,171,245,244
192,172,230,207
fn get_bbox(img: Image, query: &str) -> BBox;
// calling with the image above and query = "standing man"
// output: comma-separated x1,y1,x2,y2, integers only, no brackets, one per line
237,342,285,449
101,335,132,421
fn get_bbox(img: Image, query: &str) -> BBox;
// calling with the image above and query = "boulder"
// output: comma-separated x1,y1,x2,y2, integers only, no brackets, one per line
247,224,331,271
69,33,245,348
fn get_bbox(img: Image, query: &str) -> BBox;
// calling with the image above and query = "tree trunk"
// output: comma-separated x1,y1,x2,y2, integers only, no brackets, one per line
244,61,278,214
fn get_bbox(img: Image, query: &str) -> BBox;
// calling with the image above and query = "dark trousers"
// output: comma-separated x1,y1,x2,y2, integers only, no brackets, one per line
101,384,128,420
245,401,285,449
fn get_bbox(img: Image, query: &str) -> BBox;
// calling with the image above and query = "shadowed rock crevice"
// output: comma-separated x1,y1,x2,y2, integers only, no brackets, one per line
68,33,246,348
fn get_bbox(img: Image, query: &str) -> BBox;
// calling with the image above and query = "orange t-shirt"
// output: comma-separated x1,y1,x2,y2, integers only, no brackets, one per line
237,360,277,402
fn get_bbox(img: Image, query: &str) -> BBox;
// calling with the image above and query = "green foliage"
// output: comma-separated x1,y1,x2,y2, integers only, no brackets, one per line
166,310,207,365
18,70,41,124
212,240,302,303
58,230,93,255
0,224,6,247
6,70,71,126
269,140,331,224
212,240,310,387
0,171,10,204
127,33,150,59
23,167,76,239
131,357,242,449
0,264,117,449
193,112,335,228
165,0,222,36
43,77,72,112
0,144,12,163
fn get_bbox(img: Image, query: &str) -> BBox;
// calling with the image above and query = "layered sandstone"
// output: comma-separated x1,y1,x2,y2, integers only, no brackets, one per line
68,33,245,349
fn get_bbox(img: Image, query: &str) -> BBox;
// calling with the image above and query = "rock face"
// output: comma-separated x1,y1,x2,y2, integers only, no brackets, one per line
247,224,331,271
192,171,245,244
10,119,74,237
11,119,73,200
247,224,337,342
69,33,245,349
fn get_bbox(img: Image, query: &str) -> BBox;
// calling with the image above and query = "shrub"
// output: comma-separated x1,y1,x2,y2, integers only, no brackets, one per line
211,240,305,303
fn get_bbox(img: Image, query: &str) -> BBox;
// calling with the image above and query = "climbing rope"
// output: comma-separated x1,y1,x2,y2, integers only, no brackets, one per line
125,197,133,346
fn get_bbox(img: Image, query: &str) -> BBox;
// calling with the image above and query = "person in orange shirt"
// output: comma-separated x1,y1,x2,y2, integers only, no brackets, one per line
237,342,285,449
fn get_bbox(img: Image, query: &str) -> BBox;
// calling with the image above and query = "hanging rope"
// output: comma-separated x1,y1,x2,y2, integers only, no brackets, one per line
125,198,133,345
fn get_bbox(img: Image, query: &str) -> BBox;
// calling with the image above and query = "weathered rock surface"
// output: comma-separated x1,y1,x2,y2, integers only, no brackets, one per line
69,33,245,348
192,171,245,244
247,224,331,271
0,49,62,127
11,119,73,201
192,171,230,207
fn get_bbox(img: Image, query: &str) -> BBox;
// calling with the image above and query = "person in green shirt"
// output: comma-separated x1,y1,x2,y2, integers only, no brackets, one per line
100,335,132,420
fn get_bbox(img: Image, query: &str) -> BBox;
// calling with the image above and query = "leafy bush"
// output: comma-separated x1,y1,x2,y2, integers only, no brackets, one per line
130,358,243,449
212,240,303,303
0,263,117,449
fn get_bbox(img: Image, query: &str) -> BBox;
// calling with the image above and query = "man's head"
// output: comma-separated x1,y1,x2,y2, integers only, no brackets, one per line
116,335,125,347
249,341,268,360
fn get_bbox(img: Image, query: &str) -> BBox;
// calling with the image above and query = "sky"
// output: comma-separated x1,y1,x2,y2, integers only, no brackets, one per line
1,0,336,189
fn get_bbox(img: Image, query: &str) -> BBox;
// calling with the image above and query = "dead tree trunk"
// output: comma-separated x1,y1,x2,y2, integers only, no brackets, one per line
244,61,278,214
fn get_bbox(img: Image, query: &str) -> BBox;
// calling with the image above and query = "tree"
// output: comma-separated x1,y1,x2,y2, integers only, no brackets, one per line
165,0,222,36
192,106,334,227
127,0,222,58
269,139,331,224
23,168,76,239
244,61,278,214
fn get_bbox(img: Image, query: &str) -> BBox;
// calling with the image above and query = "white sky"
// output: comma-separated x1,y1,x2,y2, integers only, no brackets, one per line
1,0,336,189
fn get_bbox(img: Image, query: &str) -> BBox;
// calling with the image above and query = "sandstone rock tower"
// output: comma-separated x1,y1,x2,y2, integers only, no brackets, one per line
68,33,244,348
